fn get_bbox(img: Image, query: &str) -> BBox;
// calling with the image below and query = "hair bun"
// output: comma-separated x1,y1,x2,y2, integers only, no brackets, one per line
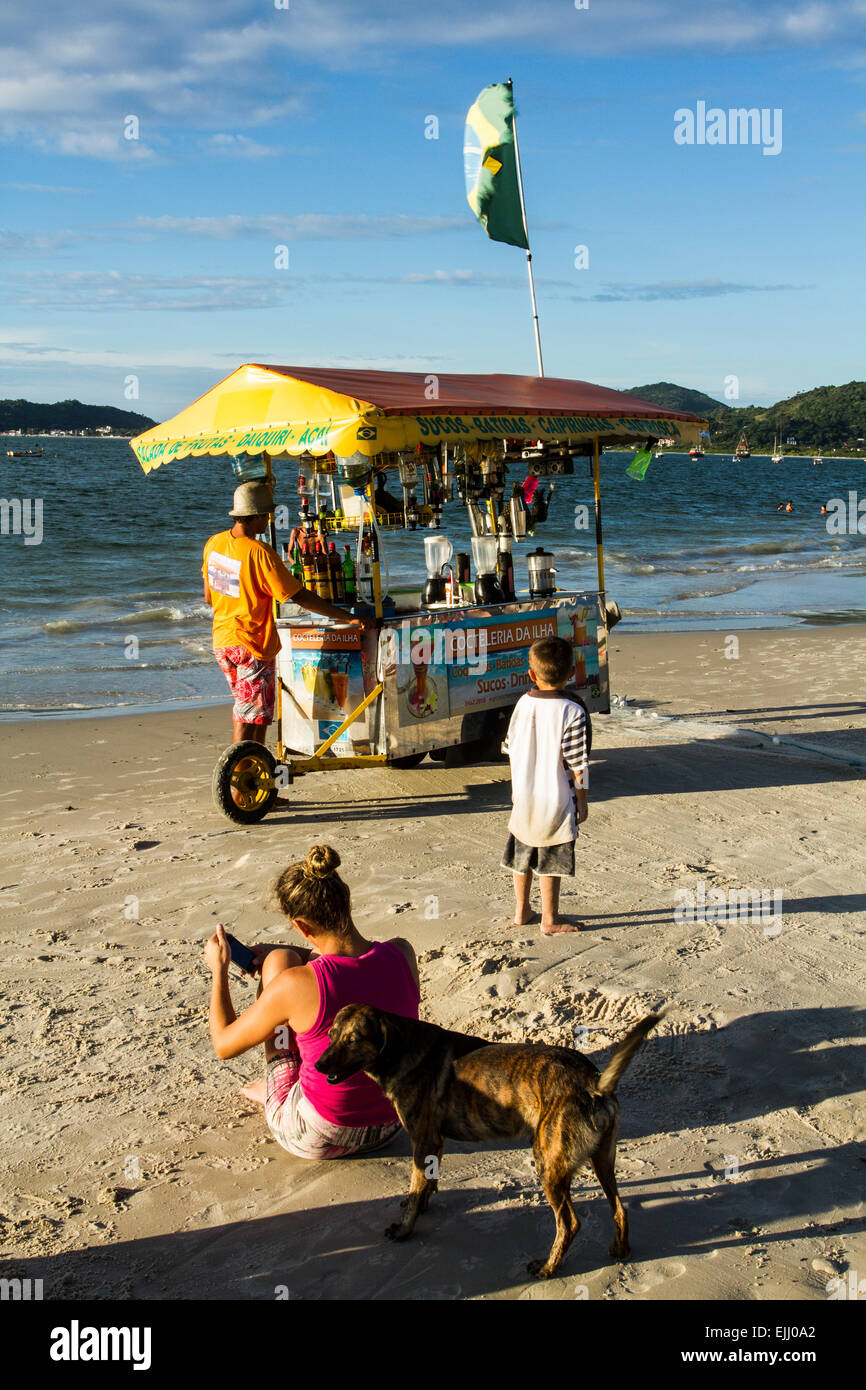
303,844,340,880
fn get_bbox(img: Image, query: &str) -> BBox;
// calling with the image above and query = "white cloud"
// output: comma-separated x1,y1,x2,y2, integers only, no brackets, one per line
1,0,864,159
0,339,77,358
0,210,470,263
575,279,805,303
0,266,807,314
783,4,839,39
55,129,158,162
123,213,468,240
3,182,95,194
0,270,289,312
203,134,280,159
0,227,82,255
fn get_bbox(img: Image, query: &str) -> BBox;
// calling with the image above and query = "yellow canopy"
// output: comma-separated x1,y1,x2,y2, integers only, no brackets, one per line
131,363,707,472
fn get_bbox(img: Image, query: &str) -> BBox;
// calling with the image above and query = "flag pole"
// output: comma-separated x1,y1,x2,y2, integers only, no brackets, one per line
508,78,544,377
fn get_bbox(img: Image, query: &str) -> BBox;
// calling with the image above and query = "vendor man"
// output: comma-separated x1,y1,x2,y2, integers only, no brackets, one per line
203,481,364,744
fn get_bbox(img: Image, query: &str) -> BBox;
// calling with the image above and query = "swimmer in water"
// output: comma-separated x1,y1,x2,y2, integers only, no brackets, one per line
785,500,794,513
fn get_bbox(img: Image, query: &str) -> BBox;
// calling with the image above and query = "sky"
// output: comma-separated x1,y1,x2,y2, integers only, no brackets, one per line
1,0,865,422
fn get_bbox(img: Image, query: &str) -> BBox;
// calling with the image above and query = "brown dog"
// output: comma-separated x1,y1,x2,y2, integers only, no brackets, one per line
316,1006,661,1278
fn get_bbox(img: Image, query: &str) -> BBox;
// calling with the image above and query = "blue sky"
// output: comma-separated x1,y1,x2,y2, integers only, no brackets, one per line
1,0,865,421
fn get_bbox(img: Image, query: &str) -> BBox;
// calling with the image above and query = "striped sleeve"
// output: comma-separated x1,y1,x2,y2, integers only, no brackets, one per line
561,706,588,788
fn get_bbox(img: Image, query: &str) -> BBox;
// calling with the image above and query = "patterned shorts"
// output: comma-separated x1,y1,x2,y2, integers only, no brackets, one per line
501,834,576,877
214,645,276,725
265,1051,402,1160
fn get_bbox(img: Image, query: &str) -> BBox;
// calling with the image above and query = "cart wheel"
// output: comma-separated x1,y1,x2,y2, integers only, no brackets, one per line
212,741,278,824
477,708,511,763
390,752,427,769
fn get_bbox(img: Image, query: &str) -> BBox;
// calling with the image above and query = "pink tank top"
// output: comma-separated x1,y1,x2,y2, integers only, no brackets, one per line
297,940,420,1127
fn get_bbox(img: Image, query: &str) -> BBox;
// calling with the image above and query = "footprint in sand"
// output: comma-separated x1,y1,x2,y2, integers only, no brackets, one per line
623,1260,688,1295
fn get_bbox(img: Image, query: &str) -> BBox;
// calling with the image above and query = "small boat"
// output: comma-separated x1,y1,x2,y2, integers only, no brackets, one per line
689,439,705,459
734,431,751,460
6,448,44,458
812,451,823,465
771,435,784,464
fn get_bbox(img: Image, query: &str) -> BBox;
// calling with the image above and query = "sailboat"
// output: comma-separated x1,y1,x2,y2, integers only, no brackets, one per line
771,435,784,464
812,447,823,465
733,431,751,460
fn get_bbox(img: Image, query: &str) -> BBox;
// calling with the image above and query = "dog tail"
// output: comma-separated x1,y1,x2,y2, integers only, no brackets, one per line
596,1013,663,1095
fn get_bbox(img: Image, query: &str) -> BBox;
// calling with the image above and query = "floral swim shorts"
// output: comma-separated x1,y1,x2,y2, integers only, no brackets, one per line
265,1050,401,1160
213,645,276,725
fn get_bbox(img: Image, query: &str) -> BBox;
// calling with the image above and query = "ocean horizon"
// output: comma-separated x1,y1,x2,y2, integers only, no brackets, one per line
1,436,863,717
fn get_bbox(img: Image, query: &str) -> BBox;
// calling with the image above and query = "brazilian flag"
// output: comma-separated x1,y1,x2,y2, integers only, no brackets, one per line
464,82,529,250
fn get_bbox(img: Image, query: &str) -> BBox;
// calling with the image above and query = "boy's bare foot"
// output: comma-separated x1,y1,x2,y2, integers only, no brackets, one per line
540,919,584,935
513,910,539,926
241,1079,267,1105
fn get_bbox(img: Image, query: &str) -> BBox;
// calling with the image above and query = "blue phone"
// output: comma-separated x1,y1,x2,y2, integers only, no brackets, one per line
224,931,256,975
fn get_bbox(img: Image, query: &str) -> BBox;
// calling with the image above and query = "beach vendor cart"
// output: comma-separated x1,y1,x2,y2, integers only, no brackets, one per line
131,366,706,823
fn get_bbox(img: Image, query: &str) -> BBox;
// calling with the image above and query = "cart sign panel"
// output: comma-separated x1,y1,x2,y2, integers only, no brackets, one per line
384,596,606,730
281,626,371,755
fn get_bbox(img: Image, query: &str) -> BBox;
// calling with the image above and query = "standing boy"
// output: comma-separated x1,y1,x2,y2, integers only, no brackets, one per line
502,635,589,935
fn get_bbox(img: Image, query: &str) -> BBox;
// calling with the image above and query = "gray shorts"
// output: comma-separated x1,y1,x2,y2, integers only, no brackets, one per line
501,834,575,877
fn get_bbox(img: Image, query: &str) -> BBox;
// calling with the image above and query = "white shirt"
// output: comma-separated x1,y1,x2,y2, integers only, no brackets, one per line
503,689,588,847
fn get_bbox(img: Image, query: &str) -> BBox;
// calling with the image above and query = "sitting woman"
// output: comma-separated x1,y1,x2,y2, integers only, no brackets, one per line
205,844,420,1160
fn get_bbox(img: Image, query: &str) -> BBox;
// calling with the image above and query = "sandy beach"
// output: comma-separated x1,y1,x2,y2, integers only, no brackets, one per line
1,624,864,1302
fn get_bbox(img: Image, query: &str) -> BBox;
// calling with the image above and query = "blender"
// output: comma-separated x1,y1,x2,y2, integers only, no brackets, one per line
422,534,453,607
471,535,505,604
497,533,515,600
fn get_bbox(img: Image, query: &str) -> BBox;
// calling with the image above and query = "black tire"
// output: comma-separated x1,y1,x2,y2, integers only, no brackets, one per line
389,752,427,769
212,741,278,824
478,707,512,762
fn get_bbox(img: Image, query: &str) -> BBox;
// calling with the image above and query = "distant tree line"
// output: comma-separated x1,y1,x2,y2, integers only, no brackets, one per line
0,398,157,436
627,381,866,454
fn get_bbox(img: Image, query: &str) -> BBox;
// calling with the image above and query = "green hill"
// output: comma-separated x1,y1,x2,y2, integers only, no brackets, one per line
626,382,725,416
0,399,156,436
627,380,866,454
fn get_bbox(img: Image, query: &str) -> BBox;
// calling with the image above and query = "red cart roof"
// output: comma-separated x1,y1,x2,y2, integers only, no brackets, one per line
254,365,704,423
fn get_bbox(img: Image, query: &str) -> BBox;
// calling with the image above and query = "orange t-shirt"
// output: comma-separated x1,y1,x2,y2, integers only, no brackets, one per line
202,531,302,661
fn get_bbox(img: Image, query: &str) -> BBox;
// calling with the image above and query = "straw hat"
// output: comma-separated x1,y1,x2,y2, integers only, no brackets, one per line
229,481,273,518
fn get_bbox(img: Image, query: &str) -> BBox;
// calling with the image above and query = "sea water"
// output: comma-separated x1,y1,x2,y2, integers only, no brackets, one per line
0,438,863,715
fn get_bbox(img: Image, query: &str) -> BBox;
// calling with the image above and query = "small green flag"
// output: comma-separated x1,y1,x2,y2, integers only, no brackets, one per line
464,82,529,250
626,448,653,480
